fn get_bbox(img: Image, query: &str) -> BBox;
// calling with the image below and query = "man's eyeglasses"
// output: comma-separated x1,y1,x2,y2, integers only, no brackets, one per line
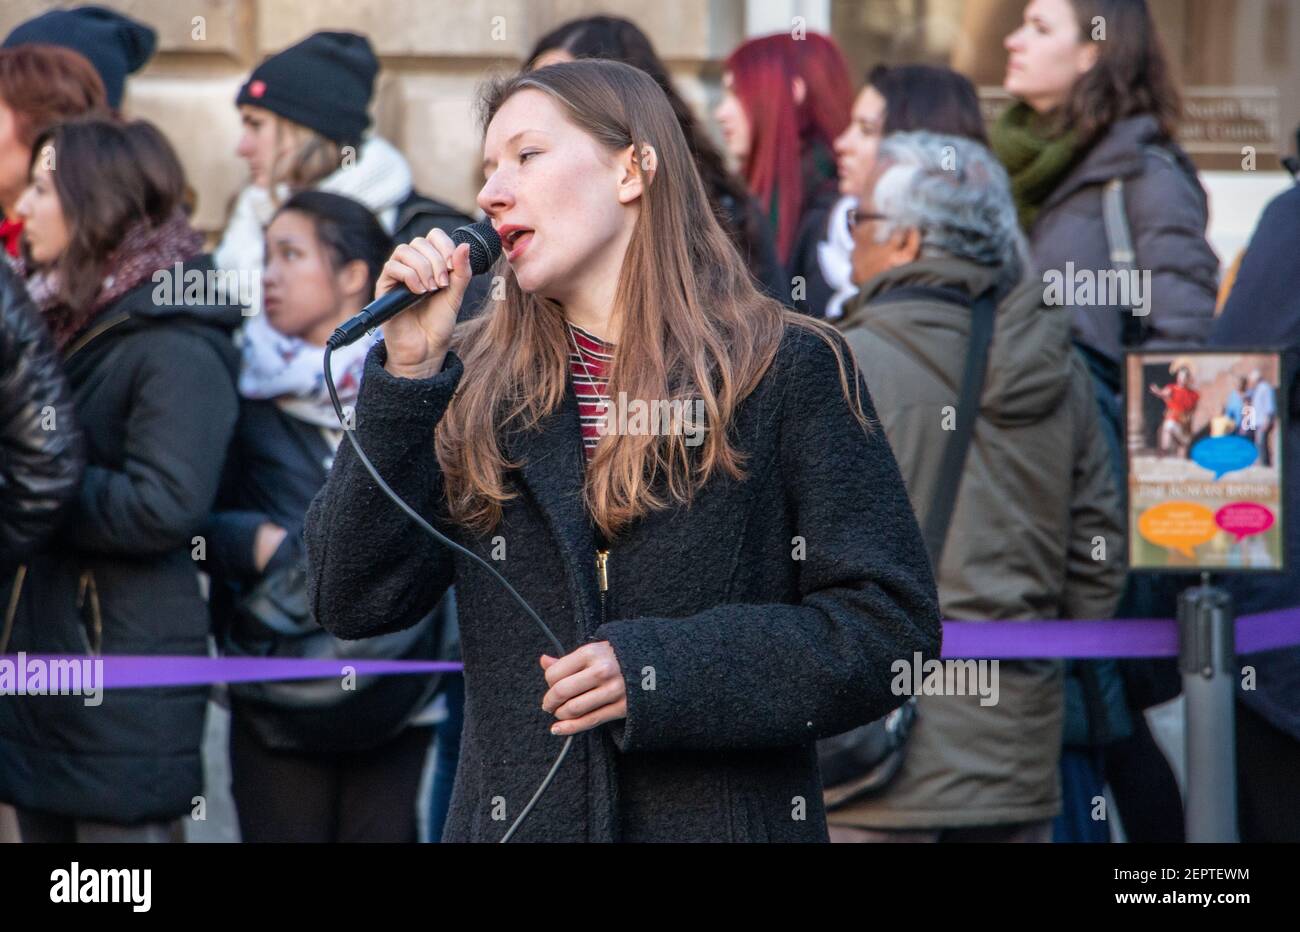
846,206,888,235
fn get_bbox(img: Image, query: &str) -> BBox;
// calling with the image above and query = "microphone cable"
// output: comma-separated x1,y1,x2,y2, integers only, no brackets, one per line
323,344,574,843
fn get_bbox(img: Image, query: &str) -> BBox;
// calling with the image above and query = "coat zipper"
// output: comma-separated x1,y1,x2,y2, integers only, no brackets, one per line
76,569,104,655
595,548,610,628
1,564,26,653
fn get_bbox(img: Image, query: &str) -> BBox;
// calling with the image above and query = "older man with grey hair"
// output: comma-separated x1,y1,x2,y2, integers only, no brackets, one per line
828,132,1125,842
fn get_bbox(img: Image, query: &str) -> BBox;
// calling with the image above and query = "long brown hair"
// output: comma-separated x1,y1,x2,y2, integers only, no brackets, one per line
438,60,866,539
30,118,185,329
1059,0,1181,145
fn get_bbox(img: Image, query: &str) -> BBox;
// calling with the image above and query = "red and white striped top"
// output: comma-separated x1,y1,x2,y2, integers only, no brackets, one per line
566,320,614,462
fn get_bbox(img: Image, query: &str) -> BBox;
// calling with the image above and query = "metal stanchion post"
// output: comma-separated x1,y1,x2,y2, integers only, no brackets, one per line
1176,572,1239,842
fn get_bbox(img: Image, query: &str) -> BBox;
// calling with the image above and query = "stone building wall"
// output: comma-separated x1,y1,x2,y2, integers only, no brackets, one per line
0,0,749,235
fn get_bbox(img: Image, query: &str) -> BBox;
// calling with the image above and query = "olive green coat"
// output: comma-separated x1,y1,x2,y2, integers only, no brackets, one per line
832,256,1125,829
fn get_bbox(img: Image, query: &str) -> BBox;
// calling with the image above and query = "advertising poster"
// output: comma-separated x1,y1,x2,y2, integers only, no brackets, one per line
1125,351,1284,571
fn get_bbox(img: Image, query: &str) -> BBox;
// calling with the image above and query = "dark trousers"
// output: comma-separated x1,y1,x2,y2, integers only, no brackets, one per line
1236,699,1300,842
230,714,432,843
17,809,176,843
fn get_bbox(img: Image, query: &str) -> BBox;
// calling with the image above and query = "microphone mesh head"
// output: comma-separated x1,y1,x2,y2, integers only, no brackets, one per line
452,220,502,275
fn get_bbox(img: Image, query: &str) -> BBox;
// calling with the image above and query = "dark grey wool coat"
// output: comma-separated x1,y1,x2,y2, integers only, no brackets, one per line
304,325,941,842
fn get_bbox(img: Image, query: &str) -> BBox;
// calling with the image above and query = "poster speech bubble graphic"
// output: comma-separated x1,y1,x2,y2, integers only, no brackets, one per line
1137,501,1218,558
1190,435,1258,479
1215,502,1275,542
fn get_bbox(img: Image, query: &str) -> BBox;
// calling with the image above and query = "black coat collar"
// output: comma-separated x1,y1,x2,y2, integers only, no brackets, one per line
505,381,605,641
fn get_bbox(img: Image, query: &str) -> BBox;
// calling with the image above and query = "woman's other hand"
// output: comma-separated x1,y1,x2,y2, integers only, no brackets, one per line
540,642,627,736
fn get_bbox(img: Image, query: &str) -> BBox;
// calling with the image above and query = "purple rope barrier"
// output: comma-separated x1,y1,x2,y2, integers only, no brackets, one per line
1,607,1296,690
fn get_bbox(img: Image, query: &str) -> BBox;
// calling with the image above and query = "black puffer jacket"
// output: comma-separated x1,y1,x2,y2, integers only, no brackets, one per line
0,255,240,824
205,397,447,754
305,325,941,842
0,262,84,569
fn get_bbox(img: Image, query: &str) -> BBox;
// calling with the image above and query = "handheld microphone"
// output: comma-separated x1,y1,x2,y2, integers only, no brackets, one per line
326,219,502,350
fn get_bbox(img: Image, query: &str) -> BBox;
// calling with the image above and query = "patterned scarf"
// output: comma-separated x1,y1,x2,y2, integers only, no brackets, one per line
22,208,204,351
989,102,1084,233
237,310,376,429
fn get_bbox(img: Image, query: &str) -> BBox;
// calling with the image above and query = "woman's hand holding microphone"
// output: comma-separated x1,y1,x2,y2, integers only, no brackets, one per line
376,230,475,380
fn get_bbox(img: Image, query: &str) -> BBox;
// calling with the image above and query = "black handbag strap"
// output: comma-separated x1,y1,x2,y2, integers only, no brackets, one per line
881,285,997,568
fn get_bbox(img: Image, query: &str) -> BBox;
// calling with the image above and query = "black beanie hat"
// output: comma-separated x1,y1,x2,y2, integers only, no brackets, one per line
2,5,157,110
236,31,377,148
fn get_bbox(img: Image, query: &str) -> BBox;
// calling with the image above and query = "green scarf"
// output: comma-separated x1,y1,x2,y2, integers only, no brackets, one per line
989,102,1083,233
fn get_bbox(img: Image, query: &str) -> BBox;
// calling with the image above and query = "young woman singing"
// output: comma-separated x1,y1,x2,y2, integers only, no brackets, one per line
304,60,940,843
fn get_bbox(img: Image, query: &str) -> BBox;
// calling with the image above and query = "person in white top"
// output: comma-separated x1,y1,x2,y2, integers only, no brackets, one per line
822,64,989,321
215,31,415,322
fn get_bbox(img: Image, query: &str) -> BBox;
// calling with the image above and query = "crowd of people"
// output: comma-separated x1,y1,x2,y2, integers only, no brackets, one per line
0,0,1296,843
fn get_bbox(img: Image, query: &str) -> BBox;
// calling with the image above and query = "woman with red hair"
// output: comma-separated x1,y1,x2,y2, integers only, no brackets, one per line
714,32,853,318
